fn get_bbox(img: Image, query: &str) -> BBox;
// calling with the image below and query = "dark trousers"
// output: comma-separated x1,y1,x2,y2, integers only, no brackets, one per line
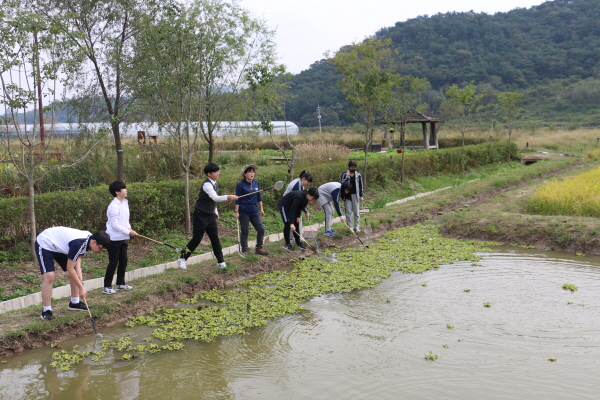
239,214,265,249
183,209,224,263
104,240,128,288
279,204,301,246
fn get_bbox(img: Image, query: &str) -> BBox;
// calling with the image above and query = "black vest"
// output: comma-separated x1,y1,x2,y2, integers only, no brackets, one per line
194,178,218,214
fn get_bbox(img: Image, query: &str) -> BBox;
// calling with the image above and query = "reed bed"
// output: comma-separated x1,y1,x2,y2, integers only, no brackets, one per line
527,166,600,216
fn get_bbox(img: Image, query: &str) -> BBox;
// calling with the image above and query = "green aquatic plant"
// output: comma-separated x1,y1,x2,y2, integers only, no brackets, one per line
548,357,557,362
53,224,496,370
483,302,491,308
576,253,585,256
443,344,449,348
420,283,427,287
562,283,578,292
446,324,454,329
463,289,470,293
424,351,438,361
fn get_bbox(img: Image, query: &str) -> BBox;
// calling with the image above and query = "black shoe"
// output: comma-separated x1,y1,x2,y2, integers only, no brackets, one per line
283,244,295,251
298,243,307,250
68,301,89,311
41,310,55,321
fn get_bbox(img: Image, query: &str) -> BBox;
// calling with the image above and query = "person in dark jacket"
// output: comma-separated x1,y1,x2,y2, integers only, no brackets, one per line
340,160,364,232
278,188,319,251
177,163,238,269
235,164,268,255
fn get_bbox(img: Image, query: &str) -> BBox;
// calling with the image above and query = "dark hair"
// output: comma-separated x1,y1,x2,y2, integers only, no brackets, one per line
108,181,126,197
348,160,357,168
90,231,111,248
340,181,352,200
204,163,220,174
299,170,313,183
244,166,255,174
306,187,319,199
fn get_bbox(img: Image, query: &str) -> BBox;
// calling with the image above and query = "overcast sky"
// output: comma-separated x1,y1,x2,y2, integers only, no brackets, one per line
240,0,548,74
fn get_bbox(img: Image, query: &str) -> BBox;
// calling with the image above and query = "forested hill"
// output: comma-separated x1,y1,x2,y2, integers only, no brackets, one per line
287,0,600,127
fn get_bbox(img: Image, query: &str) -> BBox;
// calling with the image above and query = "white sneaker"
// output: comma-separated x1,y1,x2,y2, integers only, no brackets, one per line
177,257,187,269
102,287,117,295
115,284,133,290
217,262,227,269
355,227,361,233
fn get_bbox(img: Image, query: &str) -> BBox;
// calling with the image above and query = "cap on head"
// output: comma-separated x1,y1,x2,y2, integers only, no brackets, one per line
240,164,259,180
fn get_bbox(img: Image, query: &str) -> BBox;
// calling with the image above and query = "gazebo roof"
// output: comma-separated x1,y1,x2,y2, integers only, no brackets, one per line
381,112,445,124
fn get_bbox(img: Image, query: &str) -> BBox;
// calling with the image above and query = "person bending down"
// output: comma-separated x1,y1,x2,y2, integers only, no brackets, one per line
318,181,351,237
37,227,110,320
278,188,319,251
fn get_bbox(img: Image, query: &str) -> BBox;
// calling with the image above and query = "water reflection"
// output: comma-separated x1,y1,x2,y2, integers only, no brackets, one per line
2,246,600,399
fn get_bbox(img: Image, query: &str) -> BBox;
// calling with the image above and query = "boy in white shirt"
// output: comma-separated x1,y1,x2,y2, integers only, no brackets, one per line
104,181,138,294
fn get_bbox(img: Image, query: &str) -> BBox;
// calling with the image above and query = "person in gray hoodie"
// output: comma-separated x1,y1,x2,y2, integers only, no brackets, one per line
318,181,351,237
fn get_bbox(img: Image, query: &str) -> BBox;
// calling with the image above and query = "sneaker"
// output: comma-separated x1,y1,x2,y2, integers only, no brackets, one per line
331,229,337,233
283,244,295,251
115,284,133,290
324,230,334,237
298,243,307,251
355,227,361,233
177,257,187,269
68,301,89,311
255,246,269,255
41,310,54,321
217,262,227,269
102,287,117,295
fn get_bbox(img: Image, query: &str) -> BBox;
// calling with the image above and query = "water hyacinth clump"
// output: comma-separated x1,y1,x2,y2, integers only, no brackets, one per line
127,224,495,342
56,224,496,370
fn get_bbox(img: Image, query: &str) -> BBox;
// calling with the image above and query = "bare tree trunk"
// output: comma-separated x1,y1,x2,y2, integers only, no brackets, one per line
113,122,124,181
184,168,191,235
28,148,37,261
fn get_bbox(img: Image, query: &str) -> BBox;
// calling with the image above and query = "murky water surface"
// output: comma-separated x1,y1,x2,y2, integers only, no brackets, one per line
2,246,600,399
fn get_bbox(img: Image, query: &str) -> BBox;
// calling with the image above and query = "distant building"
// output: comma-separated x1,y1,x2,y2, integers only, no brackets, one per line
2,121,299,138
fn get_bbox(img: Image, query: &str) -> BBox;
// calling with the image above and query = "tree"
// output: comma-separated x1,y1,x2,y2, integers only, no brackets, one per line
330,38,399,187
440,81,486,164
495,91,523,143
245,65,297,180
0,4,102,259
381,75,428,182
127,0,276,232
33,0,169,181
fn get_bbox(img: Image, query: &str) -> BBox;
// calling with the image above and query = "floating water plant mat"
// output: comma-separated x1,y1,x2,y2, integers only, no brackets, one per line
51,224,498,370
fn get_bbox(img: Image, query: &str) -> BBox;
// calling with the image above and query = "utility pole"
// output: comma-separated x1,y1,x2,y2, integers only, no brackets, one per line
316,104,322,134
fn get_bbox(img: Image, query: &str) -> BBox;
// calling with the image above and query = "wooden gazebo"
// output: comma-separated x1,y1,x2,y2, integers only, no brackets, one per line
382,112,445,150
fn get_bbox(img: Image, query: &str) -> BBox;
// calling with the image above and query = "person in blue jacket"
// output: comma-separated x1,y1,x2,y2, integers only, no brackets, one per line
235,164,269,255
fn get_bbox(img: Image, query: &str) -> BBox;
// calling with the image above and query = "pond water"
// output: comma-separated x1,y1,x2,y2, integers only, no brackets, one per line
2,246,600,399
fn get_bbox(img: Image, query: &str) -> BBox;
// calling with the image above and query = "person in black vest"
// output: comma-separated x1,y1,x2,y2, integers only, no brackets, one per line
177,163,238,269
278,188,319,251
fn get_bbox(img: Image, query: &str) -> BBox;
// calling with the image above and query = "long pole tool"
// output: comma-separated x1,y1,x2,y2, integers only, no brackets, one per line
343,221,368,248
82,299,103,338
236,218,246,258
292,229,317,253
137,234,181,253
237,181,285,198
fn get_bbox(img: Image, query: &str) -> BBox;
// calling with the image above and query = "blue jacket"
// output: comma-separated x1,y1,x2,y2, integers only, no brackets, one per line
235,180,262,215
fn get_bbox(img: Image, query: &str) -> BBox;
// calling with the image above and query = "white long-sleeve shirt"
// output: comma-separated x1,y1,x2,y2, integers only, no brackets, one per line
203,178,228,215
106,197,132,241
